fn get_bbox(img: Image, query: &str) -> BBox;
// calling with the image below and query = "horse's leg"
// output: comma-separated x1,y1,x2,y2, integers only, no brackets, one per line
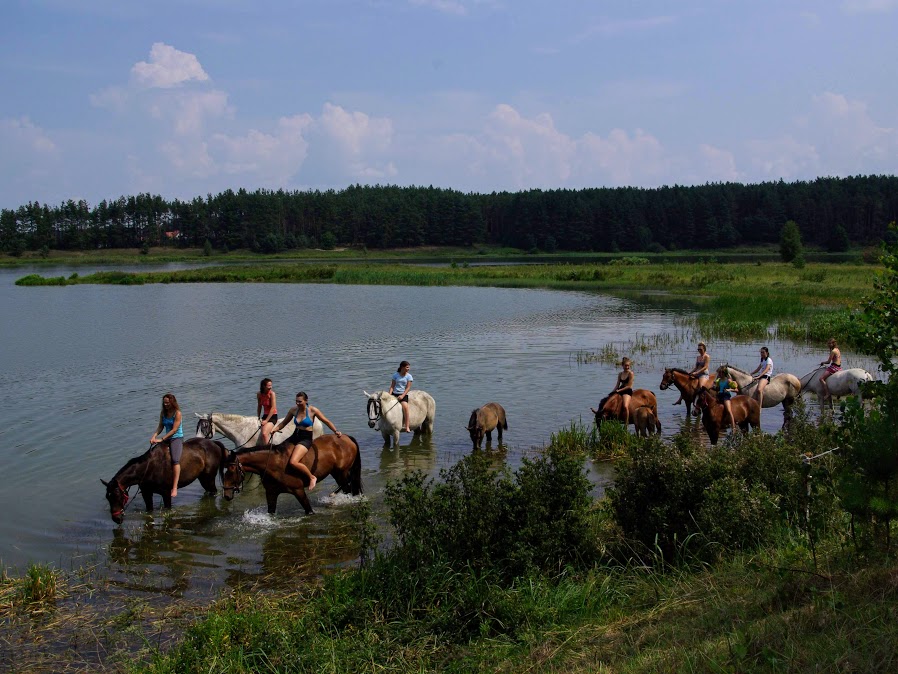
496,424,503,444
291,488,314,515
392,429,400,447
265,487,279,514
141,488,154,513
198,471,217,495
485,429,493,446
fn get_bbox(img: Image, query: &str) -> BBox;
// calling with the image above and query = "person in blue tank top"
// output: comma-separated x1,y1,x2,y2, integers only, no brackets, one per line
389,361,414,433
272,392,341,490
150,392,184,498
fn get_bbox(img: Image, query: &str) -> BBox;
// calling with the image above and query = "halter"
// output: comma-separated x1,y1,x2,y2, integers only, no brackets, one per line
221,453,246,495
197,415,214,439
108,480,132,518
366,397,382,425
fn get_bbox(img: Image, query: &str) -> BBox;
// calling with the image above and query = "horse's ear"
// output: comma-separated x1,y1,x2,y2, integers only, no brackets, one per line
363,390,370,397
101,479,109,487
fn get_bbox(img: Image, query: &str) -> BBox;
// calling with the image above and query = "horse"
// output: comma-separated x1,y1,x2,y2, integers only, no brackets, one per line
219,434,362,514
798,366,874,412
659,368,711,416
364,390,436,447
101,438,228,524
593,389,661,433
195,412,323,449
466,402,508,450
694,388,760,445
723,364,802,421
633,406,659,438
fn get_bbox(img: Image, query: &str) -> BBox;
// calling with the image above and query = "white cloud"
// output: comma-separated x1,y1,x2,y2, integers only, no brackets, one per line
745,136,819,179
810,91,894,159
841,0,898,13
697,144,741,182
211,114,313,184
131,43,209,89
1,117,57,154
89,86,130,112
409,0,467,16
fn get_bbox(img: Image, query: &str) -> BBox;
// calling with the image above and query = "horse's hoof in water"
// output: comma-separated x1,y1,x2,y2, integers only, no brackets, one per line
673,401,682,406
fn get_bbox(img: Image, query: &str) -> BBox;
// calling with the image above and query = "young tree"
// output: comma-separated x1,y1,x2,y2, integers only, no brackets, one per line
779,220,803,262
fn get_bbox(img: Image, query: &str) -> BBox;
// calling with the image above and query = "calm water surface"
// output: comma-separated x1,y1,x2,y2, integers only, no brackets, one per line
0,267,879,599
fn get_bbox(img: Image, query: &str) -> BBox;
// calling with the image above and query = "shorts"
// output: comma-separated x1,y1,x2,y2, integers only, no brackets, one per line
826,364,842,374
759,375,771,382
289,428,313,449
616,388,633,396
262,414,278,425
167,437,184,464
717,392,733,403
394,393,409,403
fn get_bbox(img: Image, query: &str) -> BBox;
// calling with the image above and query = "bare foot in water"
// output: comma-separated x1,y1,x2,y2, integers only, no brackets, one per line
171,488,177,498
308,475,317,490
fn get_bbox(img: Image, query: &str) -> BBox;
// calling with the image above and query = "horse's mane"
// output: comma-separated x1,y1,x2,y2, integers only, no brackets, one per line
217,413,254,423
237,442,290,456
724,363,748,375
667,367,690,375
468,408,480,426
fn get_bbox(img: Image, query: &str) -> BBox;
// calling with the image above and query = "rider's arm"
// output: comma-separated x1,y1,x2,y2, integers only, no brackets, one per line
312,407,341,436
273,407,296,433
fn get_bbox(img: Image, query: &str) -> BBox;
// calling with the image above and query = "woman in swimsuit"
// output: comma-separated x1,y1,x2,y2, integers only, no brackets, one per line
675,342,711,410
749,347,773,411
272,392,341,490
611,357,634,426
256,378,278,445
819,338,842,400
149,392,183,498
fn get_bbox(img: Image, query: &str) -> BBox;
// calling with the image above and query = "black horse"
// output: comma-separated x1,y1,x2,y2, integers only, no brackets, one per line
101,438,228,523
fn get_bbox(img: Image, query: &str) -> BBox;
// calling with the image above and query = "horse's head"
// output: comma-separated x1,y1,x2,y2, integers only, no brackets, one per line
195,412,214,439
593,395,616,423
660,368,675,390
364,391,382,429
694,388,711,411
466,408,483,448
219,450,245,501
101,478,129,524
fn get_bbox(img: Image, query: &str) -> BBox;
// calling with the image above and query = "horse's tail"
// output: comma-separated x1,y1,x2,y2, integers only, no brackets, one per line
348,435,363,495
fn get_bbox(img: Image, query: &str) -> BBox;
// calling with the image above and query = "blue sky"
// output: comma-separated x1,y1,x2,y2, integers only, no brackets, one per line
1,0,896,208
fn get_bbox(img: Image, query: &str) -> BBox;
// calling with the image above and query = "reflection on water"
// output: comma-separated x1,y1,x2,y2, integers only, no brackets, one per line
0,267,883,602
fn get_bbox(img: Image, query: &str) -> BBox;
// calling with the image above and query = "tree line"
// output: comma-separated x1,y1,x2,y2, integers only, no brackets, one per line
2,175,896,255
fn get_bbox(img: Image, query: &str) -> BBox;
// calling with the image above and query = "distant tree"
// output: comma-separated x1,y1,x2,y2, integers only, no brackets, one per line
203,239,213,256
320,231,337,250
827,224,850,253
779,220,803,262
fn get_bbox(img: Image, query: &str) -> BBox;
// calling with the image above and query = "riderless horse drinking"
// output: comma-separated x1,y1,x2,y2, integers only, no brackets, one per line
466,402,508,450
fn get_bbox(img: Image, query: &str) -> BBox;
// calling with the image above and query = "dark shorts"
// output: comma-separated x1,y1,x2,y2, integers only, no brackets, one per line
759,375,771,382
289,428,313,449
262,414,278,425
394,393,409,403
717,392,733,403
616,388,633,396
167,437,184,464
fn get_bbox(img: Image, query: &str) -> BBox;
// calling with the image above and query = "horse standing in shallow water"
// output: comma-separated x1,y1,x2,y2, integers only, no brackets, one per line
365,390,436,447
694,388,760,445
466,402,508,449
659,368,709,416
723,364,801,423
219,434,362,514
633,406,659,437
102,438,227,524
798,366,874,412
593,389,661,434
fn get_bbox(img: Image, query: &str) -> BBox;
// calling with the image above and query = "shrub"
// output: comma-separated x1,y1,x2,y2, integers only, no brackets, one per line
780,220,803,262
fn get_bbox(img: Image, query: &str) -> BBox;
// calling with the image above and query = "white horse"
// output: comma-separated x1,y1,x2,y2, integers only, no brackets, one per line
364,390,436,447
723,364,802,420
798,366,874,412
194,412,323,449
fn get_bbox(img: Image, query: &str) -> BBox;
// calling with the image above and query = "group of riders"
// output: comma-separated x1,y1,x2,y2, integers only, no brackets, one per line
593,338,844,433
149,360,416,500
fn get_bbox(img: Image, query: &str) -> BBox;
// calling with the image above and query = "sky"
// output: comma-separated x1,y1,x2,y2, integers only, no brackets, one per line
1,0,897,209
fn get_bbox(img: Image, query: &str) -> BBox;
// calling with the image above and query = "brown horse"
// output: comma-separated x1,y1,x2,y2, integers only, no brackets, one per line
659,367,711,416
466,402,508,449
102,438,228,524
633,406,659,437
694,388,761,445
220,434,362,514
594,389,661,433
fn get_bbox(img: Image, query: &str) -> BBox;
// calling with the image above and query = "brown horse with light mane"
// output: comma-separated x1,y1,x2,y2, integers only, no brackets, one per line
220,434,362,514
694,388,761,445
466,402,508,449
633,406,660,437
659,367,711,416
593,389,661,433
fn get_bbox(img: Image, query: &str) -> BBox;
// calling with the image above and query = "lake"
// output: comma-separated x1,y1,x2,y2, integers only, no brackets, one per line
0,266,878,600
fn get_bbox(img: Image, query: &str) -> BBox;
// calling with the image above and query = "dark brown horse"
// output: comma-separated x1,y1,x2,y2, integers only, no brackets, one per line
102,438,228,524
694,388,761,445
220,434,362,514
594,389,661,433
659,367,711,416
466,402,508,449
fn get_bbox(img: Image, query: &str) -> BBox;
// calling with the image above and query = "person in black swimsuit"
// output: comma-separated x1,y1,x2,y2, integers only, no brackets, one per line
272,392,341,490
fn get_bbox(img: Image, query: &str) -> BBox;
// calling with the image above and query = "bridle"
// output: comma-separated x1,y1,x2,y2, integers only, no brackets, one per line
107,480,131,519
197,415,214,439
221,452,246,495
367,394,401,428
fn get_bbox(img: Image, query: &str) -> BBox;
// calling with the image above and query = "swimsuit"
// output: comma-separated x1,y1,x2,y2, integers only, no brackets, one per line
290,407,315,448
258,390,278,424
694,355,709,379
826,364,842,374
